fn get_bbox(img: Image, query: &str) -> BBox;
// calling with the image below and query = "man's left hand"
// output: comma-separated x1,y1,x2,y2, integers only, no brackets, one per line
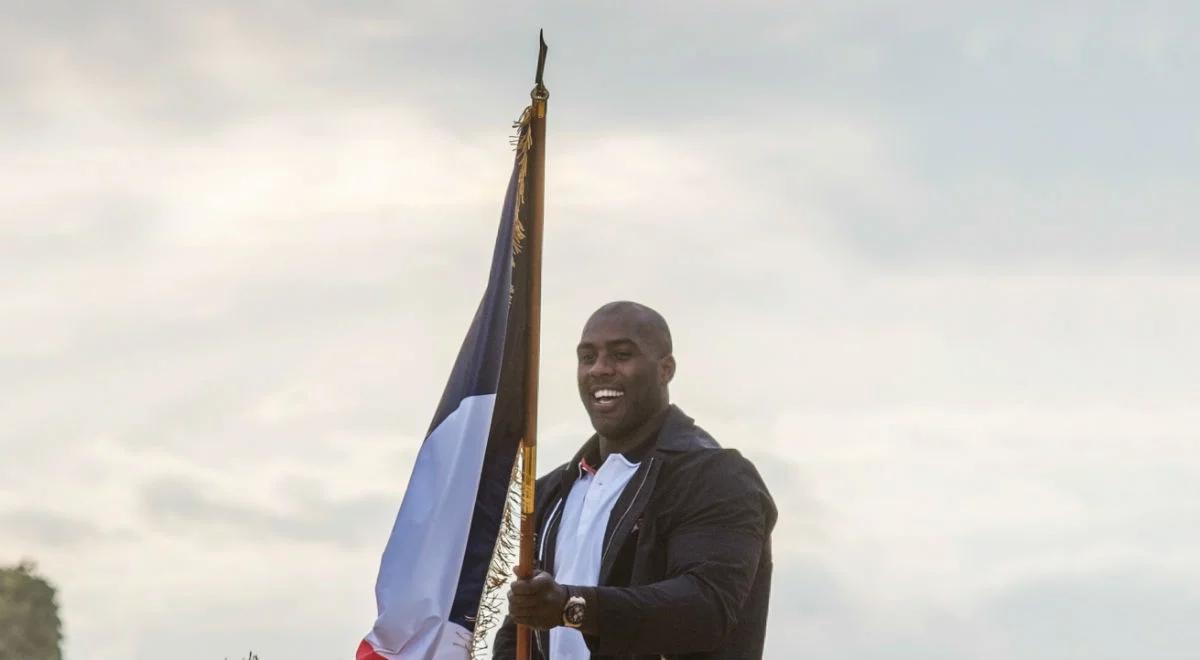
507,568,569,630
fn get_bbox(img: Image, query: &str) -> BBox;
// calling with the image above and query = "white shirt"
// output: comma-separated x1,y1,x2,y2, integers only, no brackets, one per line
548,452,642,660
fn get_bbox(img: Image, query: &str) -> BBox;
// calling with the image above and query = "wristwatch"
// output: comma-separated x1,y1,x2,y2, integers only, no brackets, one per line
562,589,587,629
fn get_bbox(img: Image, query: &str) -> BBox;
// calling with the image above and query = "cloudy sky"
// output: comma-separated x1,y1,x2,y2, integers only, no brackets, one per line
3,2,1199,659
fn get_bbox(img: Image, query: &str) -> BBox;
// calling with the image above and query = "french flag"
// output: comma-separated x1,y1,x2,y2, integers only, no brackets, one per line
358,123,533,659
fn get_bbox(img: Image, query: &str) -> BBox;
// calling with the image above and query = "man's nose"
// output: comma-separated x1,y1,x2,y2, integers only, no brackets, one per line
587,355,615,377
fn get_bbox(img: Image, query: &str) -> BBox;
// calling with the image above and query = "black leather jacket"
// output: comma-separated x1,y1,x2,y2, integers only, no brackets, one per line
493,405,777,660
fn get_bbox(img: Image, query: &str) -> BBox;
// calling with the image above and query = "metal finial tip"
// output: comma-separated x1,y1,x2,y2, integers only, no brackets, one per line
535,30,548,85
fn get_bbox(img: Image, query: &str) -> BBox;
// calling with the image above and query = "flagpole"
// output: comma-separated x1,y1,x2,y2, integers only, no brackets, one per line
516,31,548,660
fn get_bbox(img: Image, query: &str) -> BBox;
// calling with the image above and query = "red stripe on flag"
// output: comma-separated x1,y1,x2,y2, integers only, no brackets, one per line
356,639,387,660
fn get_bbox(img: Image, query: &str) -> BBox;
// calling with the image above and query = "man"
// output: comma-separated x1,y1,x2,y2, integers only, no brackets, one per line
493,301,776,660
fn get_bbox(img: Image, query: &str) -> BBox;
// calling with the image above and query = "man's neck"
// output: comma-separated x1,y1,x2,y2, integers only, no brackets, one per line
598,405,670,462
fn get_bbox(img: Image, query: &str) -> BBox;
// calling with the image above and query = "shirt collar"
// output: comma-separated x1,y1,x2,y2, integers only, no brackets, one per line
574,407,669,477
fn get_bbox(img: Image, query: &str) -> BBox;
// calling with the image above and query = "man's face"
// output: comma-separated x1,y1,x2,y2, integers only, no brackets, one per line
576,311,673,439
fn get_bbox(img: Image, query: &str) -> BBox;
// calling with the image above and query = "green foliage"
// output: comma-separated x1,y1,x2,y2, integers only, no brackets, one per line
0,560,63,660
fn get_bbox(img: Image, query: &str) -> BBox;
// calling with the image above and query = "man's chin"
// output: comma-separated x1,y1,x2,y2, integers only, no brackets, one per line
586,412,622,437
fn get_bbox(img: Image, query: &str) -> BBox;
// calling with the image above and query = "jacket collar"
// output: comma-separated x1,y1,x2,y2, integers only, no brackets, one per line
559,404,718,483
653,404,720,453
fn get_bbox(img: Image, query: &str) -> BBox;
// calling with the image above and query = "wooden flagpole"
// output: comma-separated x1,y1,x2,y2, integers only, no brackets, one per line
516,31,549,660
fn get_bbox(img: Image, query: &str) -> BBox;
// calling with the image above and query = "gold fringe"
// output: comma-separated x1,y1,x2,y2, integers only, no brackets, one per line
510,106,533,258
467,109,535,656
469,449,525,658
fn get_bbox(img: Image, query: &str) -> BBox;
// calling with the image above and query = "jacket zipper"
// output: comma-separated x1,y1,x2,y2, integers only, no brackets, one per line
538,496,565,565
600,457,655,568
535,495,565,659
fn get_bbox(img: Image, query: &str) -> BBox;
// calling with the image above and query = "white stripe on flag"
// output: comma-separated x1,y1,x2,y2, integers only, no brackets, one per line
364,393,497,659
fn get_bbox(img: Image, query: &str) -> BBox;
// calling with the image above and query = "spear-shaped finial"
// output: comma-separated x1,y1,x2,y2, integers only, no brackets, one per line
534,30,548,86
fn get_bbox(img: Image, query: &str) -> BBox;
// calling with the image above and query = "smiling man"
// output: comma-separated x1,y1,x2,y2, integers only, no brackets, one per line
493,301,777,660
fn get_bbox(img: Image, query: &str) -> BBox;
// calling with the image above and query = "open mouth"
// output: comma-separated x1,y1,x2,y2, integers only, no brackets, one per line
590,388,624,411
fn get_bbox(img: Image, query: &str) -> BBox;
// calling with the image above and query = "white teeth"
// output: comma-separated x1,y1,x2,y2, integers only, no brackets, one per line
593,389,624,400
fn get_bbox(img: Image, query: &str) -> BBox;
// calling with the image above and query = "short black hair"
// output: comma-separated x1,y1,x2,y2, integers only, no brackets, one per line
588,301,673,357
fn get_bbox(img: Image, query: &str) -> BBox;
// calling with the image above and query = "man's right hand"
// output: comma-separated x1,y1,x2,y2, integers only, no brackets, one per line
507,568,569,631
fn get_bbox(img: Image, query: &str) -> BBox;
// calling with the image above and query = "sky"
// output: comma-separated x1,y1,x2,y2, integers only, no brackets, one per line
2,1,1199,659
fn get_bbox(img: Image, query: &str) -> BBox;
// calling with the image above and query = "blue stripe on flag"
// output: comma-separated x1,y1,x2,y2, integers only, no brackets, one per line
426,162,521,435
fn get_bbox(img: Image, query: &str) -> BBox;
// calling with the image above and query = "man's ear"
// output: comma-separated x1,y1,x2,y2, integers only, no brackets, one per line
659,354,676,385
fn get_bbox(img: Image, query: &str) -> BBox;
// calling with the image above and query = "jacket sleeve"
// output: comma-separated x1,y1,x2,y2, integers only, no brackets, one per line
492,616,548,660
582,450,774,656
491,616,515,660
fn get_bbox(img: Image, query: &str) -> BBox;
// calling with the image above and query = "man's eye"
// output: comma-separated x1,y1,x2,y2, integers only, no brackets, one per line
614,352,631,360
579,354,596,364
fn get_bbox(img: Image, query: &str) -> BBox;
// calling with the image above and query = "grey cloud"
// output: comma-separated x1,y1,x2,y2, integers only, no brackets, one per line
141,475,396,548
770,558,848,617
765,567,985,660
0,194,159,267
1,273,442,456
987,569,1200,660
0,507,108,547
821,177,1200,268
766,564,1200,660
5,0,1198,270
9,1,1197,137
2,2,296,132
